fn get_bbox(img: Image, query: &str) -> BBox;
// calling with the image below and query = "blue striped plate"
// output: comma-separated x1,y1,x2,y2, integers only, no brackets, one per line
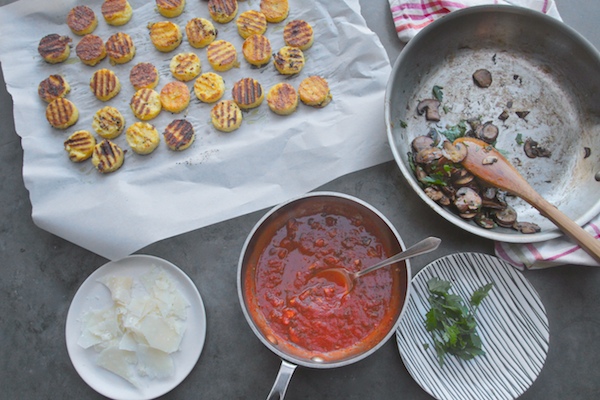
397,252,549,400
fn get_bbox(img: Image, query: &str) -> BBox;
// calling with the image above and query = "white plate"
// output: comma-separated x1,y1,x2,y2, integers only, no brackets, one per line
397,253,549,400
65,255,207,400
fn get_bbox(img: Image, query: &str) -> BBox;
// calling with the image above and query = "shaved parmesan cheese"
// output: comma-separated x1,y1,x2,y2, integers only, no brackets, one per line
135,314,183,353
78,266,189,387
136,344,174,379
96,347,139,388
98,275,133,305
77,306,121,349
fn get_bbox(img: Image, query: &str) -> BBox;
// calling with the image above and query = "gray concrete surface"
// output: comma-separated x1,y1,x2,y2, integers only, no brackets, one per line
1,0,599,399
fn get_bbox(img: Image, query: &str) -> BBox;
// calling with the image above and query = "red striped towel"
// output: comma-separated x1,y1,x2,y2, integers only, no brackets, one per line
390,0,561,42
495,221,600,269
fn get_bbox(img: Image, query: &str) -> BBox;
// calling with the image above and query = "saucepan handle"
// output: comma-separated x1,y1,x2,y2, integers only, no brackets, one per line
266,359,297,400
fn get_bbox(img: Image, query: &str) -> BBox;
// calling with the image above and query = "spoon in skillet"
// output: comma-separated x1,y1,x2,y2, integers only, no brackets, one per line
315,236,441,292
454,137,600,263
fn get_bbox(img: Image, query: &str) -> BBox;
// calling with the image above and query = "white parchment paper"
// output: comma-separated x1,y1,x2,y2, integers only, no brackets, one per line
0,0,392,260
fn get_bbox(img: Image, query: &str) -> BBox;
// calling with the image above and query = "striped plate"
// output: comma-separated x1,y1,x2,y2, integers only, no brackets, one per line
397,253,549,400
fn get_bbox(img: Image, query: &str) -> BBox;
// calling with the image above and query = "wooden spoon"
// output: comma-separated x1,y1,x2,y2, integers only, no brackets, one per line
454,137,600,263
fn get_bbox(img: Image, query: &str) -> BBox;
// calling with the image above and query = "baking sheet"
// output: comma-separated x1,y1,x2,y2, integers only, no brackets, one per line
0,0,392,260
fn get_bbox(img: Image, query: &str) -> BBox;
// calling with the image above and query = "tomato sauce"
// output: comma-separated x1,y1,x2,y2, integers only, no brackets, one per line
252,212,399,355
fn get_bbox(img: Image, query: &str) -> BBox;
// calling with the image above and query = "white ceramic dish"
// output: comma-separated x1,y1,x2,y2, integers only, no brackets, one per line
65,255,206,400
397,253,549,400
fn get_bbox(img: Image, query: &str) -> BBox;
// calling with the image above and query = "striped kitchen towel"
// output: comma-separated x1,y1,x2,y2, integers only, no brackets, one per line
495,218,600,269
390,0,562,42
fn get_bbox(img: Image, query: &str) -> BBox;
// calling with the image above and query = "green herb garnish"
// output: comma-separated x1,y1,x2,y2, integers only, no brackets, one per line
424,277,493,366
439,121,468,142
515,133,524,145
399,119,408,128
421,175,448,186
432,85,444,102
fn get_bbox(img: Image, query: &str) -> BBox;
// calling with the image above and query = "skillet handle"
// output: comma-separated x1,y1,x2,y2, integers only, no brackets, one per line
266,359,297,400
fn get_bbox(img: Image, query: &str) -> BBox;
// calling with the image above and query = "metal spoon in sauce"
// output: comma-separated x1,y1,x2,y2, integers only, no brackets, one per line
316,236,441,292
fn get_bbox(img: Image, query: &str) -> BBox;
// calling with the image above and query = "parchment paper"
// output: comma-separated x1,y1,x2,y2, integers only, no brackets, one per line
0,0,392,260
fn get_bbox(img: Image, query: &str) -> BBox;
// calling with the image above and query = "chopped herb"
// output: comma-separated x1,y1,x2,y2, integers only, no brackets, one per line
421,174,447,186
399,119,408,128
432,85,444,102
407,152,416,173
424,277,493,366
439,121,468,142
515,133,524,145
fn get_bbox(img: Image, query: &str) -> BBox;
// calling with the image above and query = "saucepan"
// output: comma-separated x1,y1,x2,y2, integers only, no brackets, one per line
237,192,412,399
385,5,600,243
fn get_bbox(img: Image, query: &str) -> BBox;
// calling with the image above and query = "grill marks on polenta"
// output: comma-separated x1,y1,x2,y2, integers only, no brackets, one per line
232,77,264,110
38,75,70,103
90,68,121,101
273,46,305,75
64,130,96,162
242,34,271,67
46,98,79,129
164,119,195,151
283,20,314,50
92,139,125,173
208,0,239,24
156,0,186,18
186,17,218,48
105,32,135,64
207,40,238,71
211,100,242,132
130,88,162,120
38,34,72,64
67,5,98,36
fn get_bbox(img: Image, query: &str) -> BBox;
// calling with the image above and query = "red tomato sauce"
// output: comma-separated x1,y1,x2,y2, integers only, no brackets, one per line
253,212,397,354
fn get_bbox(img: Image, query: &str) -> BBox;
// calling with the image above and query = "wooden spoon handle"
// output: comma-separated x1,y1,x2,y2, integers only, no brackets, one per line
530,195,600,264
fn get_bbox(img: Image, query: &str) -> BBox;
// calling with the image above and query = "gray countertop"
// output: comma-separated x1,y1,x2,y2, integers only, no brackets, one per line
1,0,599,399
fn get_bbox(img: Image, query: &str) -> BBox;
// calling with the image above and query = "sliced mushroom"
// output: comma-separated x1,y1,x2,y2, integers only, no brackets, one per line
482,198,507,210
459,212,478,220
411,135,435,153
416,99,441,121
424,186,452,206
475,213,495,229
481,187,496,200
482,156,498,165
516,111,530,119
415,166,429,184
514,221,541,234
442,141,468,163
524,138,552,158
415,147,444,165
454,187,482,214
475,122,499,144
452,168,475,186
467,118,482,132
473,69,492,88
424,186,444,202
441,185,456,201
498,110,509,121
493,206,517,228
